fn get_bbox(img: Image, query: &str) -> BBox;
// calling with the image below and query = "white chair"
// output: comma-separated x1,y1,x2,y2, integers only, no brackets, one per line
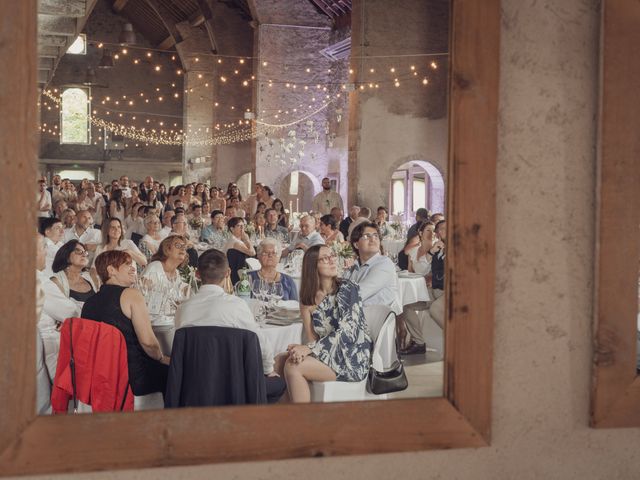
310,305,397,402
134,392,164,411
245,257,261,271
35,333,51,415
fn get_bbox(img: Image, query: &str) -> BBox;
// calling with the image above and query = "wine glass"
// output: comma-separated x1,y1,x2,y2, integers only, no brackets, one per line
270,282,284,310
251,278,267,323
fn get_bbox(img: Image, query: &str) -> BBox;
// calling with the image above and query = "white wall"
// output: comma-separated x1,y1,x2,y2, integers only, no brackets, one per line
14,1,640,479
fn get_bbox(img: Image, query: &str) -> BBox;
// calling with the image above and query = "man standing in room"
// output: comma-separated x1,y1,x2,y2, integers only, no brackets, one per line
312,177,343,215
339,205,360,240
139,176,154,202
174,249,285,403
48,174,64,204
119,175,132,198
37,179,52,227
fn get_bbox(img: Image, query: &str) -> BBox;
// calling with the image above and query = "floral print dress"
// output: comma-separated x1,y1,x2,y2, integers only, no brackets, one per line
310,280,372,382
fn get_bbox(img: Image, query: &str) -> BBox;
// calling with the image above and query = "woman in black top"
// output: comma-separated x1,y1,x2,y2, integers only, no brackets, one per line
81,250,169,397
50,240,97,306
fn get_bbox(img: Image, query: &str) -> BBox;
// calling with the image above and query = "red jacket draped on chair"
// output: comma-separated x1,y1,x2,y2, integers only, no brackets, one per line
52,318,133,413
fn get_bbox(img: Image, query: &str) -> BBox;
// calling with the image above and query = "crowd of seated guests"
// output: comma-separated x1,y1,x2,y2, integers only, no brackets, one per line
35,174,445,411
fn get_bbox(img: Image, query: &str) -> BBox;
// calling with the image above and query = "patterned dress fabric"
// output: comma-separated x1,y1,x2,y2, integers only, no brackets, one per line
310,280,372,381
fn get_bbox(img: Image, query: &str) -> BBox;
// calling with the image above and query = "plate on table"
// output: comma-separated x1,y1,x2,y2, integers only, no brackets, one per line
398,271,425,279
276,300,300,311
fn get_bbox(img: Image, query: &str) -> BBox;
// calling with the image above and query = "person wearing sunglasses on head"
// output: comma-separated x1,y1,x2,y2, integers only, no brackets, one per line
273,244,371,403
50,240,97,308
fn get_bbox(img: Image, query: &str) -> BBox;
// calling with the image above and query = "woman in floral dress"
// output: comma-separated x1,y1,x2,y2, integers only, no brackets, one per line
279,244,372,403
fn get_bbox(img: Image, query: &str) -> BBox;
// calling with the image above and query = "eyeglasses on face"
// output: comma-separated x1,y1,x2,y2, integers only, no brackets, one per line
318,252,338,264
259,251,278,257
361,233,380,240
172,243,187,250
72,248,88,256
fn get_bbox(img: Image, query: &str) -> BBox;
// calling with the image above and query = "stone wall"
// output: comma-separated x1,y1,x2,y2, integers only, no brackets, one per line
348,0,449,212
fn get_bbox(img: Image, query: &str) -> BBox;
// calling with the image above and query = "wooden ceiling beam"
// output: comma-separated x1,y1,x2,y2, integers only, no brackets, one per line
309,0,334,18
157,35,176,50
196,0,218,54
143,0,183,48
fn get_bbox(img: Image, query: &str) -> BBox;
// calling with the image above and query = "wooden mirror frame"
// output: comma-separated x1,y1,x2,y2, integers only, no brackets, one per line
0,0,499,474
591,0,640,429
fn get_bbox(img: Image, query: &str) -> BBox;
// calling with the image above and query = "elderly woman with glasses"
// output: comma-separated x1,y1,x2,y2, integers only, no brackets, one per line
248,238,298,301
274,244,371,403
138,235,191,327
50,240,97,307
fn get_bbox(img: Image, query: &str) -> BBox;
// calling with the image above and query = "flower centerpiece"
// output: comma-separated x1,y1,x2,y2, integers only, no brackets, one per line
188,216,203,231
178,264,199,293
244,223,256,237
331,242,355,273
234,268,252,298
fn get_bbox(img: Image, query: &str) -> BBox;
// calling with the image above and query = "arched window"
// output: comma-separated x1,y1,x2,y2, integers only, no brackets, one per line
60,87,90,144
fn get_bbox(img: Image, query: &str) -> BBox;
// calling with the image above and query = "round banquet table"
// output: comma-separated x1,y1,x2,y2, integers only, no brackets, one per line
261,323,304,355
396,274,431,307
382,238,405,257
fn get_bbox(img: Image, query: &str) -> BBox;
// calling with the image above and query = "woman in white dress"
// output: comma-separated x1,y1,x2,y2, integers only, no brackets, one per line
139,214,166,261
91,217,147,286
138,235,190,327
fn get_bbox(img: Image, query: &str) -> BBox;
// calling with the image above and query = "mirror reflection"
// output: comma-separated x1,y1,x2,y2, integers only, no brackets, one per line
35,0,449,414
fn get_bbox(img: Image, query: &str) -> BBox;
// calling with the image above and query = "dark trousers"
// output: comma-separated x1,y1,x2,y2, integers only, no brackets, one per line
265,375,286,403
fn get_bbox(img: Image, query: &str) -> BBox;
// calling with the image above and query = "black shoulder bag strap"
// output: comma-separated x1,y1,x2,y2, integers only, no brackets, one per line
68,318,78,414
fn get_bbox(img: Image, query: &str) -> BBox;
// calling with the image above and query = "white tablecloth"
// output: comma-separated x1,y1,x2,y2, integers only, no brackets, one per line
261,323,304,355
397,275,430,306
382,238,405,257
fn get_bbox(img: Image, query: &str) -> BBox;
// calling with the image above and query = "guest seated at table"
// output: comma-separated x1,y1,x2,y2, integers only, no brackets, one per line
344,222,401,315
229,197,246,219
223,217,256,256
51,240,97,308
264,208,289,244
248,238,298,301
174,249,285,403
431,212,445,225
347,207,372,241
60,208,76,229
63,210,102,258
339,205,359,240
398,221,436,354
319,214,345,246
286,215,324,255
428,219,447,327
374,206,392,239
224,217,256,284
36,233,80,381
398,227,422,271
139,214,166,260
169,213,198,267
201,209,229,250
92,218,147,285
407,208,431,240
139,235,191,327
272,198,289,228
39,217,65,277
251,212,267,241
276,245,372,403
82,250,169,398
407,222,435,276
330,207,343,227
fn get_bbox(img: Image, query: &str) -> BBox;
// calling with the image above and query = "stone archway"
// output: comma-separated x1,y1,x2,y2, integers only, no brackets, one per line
276,170,322,214
388,157,445,222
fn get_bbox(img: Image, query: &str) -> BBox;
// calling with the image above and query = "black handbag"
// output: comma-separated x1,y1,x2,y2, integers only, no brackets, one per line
366,359,408,395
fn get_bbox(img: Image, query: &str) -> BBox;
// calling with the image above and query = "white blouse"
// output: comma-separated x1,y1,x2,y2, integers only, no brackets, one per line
407,245,432,276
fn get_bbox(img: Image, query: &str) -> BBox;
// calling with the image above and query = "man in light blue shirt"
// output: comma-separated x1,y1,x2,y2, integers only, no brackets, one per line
286,215,324,254
200,209,229,250
343,221,401,315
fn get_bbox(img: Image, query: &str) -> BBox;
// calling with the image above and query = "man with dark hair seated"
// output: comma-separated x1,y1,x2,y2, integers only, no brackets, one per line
174,249,285,403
